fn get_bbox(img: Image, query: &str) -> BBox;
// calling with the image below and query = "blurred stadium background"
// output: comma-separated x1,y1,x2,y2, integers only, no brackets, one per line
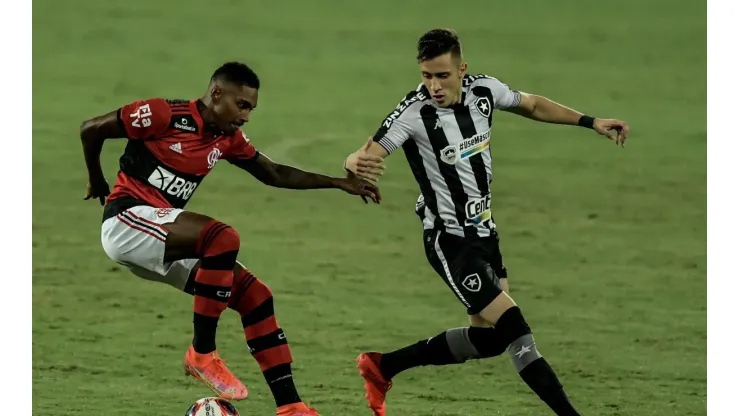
33,0,706,415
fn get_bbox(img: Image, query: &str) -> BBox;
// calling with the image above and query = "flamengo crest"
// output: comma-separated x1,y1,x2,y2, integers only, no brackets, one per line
207,148,222,169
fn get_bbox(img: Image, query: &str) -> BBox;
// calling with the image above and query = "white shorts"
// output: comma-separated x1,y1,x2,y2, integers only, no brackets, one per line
101,205,198,291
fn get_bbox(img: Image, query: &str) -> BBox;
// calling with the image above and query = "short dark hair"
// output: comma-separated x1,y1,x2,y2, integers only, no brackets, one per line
211,61,260,89
416,28,462,62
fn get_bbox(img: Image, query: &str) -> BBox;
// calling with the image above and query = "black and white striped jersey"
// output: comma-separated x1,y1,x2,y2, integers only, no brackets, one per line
373,74,521,238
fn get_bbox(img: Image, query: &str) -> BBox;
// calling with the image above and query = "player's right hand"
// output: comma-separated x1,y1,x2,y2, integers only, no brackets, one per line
85,176,110,206
594,118,629,147
344,137,385,182
336,176,381,204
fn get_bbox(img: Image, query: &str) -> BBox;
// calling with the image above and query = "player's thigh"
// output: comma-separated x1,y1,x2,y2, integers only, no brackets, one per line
423,229,503,316
161,210,235,262
469,314,489,328
463,232,514,327
476,292,517,327
101,206,200,290
474,232,518,325
499,278,509,294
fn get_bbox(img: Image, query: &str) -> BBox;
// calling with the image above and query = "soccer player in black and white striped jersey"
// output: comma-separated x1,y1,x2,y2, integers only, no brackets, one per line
344,28,630,416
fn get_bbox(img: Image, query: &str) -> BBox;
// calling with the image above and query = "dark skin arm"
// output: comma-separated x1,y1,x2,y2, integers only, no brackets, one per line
80,110,126,205
81,108,381,204
230,153,381,203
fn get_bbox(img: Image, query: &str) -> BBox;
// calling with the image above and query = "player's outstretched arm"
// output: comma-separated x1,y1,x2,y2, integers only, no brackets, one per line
504,92,630,147
231,153,380,203
343,137,389,182
80,109,126,205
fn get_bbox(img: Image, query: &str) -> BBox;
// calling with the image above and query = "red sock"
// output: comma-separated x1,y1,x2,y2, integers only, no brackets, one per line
230,269,299,406
191,220,240,354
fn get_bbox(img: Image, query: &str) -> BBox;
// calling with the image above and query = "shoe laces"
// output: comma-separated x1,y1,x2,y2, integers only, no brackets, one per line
206,354,234,383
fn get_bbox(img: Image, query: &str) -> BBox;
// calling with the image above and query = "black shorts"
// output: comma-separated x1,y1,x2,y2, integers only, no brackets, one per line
423,228,508,315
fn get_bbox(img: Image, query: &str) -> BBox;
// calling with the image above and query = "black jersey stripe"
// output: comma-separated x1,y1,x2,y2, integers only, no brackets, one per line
453,104,490,199
421,104,477,238
401,139,443,229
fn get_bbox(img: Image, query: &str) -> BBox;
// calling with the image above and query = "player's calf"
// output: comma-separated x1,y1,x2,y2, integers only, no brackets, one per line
190,219,241,353
479,301,580,416
230,268,302,409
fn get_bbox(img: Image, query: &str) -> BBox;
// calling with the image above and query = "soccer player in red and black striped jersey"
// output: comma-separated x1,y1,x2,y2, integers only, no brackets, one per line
81,62,379,416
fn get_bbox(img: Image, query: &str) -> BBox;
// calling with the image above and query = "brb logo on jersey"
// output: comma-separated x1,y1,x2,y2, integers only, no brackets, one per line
440,130,491,165
207,148,222,170
465,194,492,225
147,166,198,201
130,104,153,128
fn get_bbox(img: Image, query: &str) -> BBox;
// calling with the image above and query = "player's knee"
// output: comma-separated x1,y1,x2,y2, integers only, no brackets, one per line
495,306,531,344
492,306,546,371
498,307,547,372
233,271,275,317
467,326,508,358
212,223,240,249
250,277,273,301
198,221,240,263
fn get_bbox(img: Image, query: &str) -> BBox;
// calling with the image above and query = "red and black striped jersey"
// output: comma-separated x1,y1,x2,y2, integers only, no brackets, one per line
104,98,258,219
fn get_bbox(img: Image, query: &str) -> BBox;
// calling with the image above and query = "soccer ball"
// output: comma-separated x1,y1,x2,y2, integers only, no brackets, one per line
184,397,240,416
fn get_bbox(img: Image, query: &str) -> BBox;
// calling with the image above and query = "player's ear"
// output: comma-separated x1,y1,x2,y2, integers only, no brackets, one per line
211,85,223,102
459,62,468,77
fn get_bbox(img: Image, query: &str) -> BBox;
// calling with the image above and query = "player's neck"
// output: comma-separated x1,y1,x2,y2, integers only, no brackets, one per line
195,99,221,134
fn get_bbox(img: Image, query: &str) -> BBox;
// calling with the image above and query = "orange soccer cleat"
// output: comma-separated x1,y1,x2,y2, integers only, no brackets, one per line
276,402,321,416
183,345,248,401
356,352,393,416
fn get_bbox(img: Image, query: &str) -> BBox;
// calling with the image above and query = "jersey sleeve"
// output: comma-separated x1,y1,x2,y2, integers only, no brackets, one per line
480,77,522,110
225,130,259,162
117,98,171,139
372,93,420,154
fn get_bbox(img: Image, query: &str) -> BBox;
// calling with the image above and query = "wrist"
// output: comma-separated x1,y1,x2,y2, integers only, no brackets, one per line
329,177,344,188
87,167,105,181
577,115,595,129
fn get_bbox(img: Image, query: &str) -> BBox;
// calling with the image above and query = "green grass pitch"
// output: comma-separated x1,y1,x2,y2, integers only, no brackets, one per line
33,0,706,414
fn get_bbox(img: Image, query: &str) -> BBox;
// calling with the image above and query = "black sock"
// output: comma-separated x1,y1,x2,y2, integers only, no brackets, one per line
263,363,301,407
496,307,579,416
192,314,218,354
379,332,458,379
519,358,579,416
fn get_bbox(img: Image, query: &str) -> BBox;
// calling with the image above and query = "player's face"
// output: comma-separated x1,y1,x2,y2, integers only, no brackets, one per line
419,53,467,107
211,83,259,135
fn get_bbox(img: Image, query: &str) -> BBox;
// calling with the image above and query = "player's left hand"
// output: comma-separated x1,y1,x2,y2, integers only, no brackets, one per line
335,177,381,204
85,176,111,206
593,118,629,147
